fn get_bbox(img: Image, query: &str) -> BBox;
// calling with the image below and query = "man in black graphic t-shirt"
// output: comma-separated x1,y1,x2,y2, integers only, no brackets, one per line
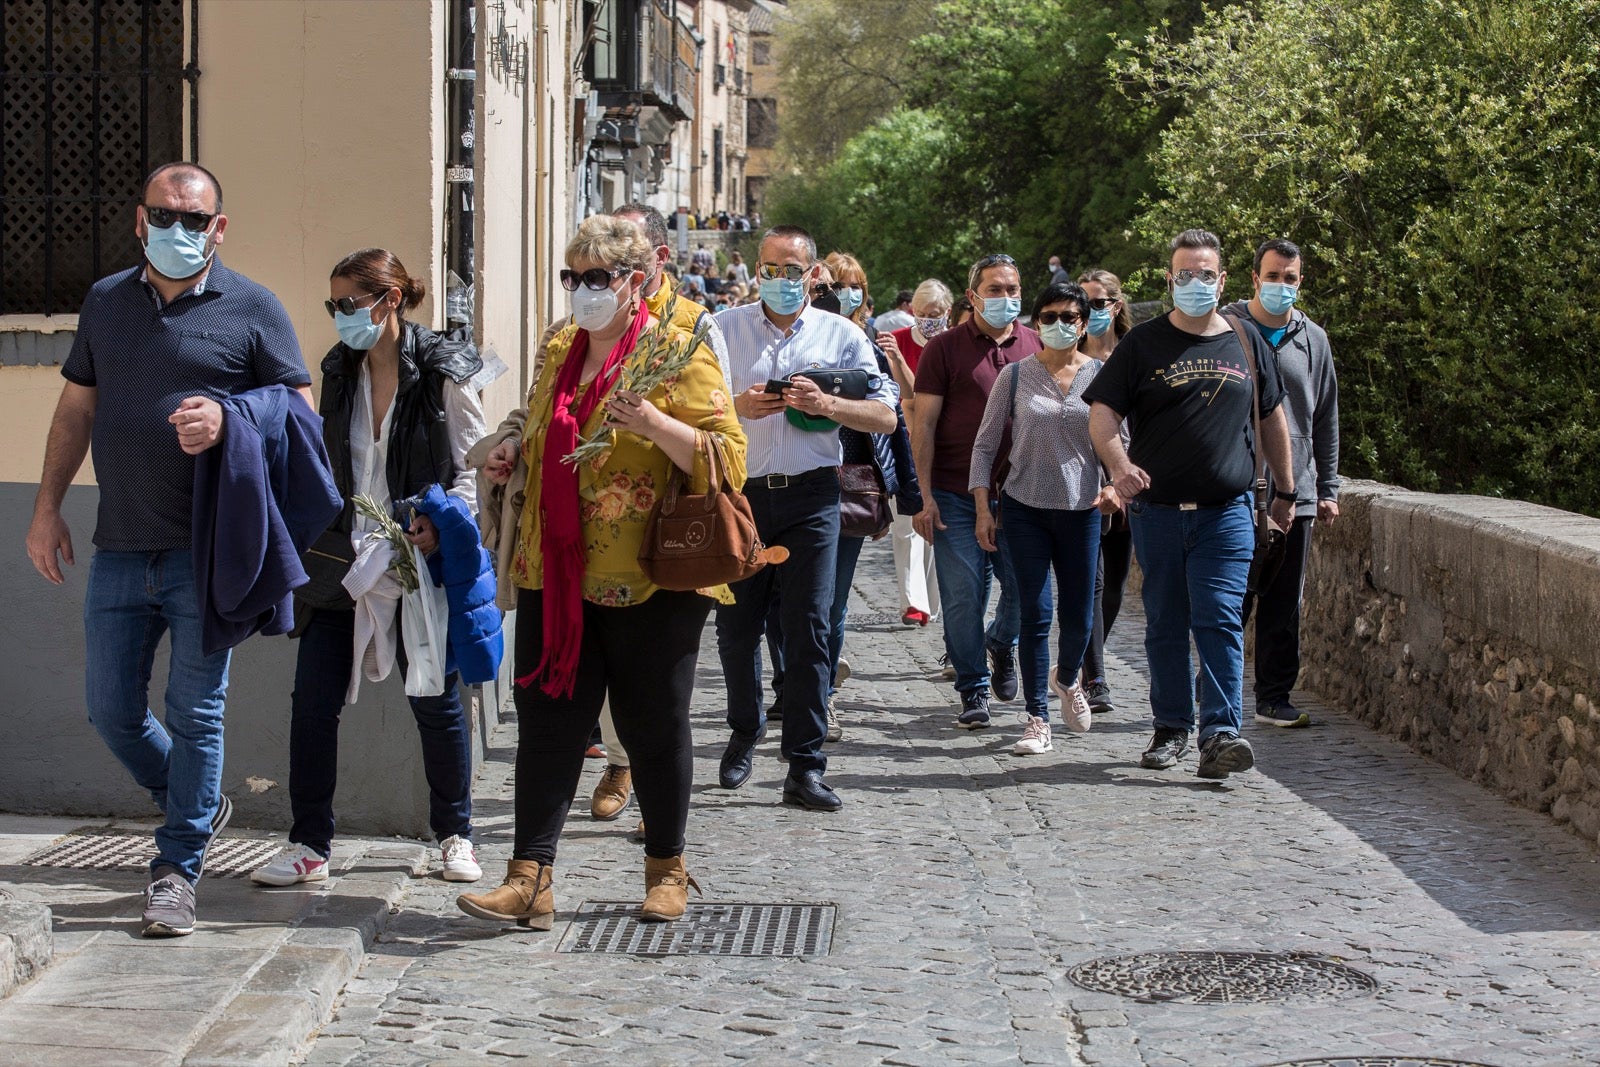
1083,228,1296,781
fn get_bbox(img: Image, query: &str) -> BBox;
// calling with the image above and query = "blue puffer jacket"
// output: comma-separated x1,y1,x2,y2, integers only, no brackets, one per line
410,484,503,685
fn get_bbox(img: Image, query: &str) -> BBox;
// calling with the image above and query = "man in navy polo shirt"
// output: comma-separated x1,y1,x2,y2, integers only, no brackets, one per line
25,162,313,937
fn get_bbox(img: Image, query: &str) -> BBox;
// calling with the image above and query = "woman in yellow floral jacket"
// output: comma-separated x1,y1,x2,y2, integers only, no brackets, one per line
457,215,746,930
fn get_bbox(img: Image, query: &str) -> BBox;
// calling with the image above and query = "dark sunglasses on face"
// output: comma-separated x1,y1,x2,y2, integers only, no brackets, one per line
324,292,386,319
1034,311,1083,327
757,263,808,282
559,266,628,292
144,205,217,233
1087,296,1119,310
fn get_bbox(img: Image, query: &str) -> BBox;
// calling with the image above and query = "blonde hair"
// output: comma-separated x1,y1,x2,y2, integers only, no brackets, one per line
566,214,653,274
912,278,953,315
1077,268,1134,339
823,250,870,327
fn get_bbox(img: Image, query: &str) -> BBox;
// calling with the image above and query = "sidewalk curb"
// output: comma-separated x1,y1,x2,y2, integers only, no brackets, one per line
181,844,427,1067
0,899,52,998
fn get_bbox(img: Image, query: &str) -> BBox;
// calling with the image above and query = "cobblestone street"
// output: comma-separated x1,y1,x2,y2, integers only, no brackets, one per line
298,546,1600,1067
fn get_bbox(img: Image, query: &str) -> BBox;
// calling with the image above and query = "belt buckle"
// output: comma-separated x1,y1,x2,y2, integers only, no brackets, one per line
766,473,790,489
1179,502,1198,511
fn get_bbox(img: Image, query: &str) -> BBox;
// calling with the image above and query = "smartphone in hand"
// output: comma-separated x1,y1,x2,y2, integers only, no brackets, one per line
764,378,792,394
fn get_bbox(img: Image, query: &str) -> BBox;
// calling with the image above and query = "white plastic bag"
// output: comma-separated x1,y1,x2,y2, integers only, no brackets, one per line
400,545,450,698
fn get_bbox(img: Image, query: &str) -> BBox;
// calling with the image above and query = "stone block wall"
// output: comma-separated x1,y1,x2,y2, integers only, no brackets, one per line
1297,480,1600,845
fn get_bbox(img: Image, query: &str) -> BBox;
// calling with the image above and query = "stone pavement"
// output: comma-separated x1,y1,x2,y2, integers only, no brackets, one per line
288,545,1600,1067
0,815,428,1066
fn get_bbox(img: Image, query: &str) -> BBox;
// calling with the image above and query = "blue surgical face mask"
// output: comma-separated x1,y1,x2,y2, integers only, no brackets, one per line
1040,320,1081,351
335,299,389,350
1171,278,1219,317
838,286,863,316
759,275,807,316
1259,281,1298,316
980,296,1021,328
143,219,214,280
1087,307,1114,337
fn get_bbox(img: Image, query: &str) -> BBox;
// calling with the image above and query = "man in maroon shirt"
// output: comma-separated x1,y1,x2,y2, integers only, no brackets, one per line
911,253,1043,728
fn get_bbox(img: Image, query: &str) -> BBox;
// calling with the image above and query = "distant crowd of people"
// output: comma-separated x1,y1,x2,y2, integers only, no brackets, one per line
25,161,1337,940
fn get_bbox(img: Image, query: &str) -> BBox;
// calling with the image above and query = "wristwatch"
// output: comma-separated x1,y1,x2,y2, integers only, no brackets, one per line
1272,489,1297,502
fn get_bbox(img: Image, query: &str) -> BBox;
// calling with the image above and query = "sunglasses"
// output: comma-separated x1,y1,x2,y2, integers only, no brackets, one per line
559,266,628,292
1035,311,1082,327
757,263,809,282
324,292,386,319
1087,296,1119,310
144,204,217,233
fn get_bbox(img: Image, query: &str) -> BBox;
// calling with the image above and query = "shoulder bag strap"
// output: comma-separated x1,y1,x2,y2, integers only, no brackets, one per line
1224,315,1268,521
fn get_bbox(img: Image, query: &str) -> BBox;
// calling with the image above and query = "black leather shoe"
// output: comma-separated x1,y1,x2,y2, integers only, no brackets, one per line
718,728,764,790
781,769,842,812
988,640,1019,702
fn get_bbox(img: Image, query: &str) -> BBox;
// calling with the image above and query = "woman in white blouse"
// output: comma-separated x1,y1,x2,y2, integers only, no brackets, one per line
969,281,1117,755
251,248,489,888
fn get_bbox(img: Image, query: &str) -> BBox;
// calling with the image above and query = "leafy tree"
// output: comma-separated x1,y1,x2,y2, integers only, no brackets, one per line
1121,0,1600,511
773,0,941,171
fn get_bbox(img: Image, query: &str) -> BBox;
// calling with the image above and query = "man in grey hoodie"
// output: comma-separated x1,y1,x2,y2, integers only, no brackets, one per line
1223,238,1340,727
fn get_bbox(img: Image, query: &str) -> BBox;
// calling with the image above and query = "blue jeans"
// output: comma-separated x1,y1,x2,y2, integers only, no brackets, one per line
84,550,231,883
716,470,840,775
289,607,473,856
931,488,1020,694
1001,497,1100,720
1127,496,1253,742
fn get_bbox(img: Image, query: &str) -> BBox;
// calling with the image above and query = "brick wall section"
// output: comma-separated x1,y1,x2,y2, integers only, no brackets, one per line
1297,480,1600,846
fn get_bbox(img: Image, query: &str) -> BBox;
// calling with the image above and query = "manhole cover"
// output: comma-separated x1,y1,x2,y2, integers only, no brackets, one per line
1067,951,1378,1004
558,902,834,956
23,830,282,879
1264,1061,1503,1067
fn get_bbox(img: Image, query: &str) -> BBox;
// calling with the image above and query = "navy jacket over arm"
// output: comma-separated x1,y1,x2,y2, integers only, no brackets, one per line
193,385,342,655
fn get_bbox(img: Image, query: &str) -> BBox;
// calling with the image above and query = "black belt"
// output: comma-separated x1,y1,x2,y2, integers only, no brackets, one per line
1142,496,1244,511
746,466,838,490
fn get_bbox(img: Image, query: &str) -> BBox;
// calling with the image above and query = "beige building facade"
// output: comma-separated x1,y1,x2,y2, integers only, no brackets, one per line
0,0,581,835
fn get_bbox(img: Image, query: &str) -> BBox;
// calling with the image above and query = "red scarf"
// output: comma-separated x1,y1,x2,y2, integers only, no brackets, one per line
520,308,648,698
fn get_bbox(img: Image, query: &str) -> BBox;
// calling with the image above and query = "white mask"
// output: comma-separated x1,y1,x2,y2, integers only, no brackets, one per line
571,283,624,332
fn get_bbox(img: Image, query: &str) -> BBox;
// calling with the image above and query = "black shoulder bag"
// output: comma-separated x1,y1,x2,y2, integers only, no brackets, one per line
1226,317,1288,596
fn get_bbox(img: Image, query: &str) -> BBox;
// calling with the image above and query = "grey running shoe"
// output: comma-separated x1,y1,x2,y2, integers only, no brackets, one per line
142,866,196,938
956,689,992,730
1255,699,1311,728
1140,727,1190,769
1197,732,1256,779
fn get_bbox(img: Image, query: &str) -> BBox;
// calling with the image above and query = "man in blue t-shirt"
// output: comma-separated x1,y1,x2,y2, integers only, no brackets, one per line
25,162,312,938
1083,228,1297,781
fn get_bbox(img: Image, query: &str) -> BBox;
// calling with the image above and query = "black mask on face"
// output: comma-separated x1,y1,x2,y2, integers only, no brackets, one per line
812,289,842,316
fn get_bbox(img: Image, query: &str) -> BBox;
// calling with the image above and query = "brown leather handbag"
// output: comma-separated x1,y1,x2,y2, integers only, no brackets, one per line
838,462,893,538
638,432,772,590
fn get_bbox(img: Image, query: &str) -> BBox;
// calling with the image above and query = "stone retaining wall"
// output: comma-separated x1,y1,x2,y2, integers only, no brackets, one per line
1297,480,1600,845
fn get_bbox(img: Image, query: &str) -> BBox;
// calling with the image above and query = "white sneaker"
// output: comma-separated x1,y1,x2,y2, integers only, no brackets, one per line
1049,663,1093,734
835,658,851,685
250,844,329,886
441,835,482,882
1013,715,1053,755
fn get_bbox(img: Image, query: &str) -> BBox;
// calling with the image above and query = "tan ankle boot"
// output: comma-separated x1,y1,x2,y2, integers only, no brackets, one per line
590,764,631,821
640,854,700,923
456,859,554,930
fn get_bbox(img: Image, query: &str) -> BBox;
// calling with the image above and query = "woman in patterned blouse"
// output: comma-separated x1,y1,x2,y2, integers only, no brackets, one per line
457,215,747,930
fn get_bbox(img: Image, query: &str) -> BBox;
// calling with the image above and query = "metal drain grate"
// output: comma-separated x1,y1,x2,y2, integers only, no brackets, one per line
23,830,282,879
1264,1061,1504,1067
558,902,835,956
1067,951,1378,1004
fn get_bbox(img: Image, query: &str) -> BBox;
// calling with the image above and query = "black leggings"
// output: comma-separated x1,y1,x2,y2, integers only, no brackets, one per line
1081,524,1134,683
512,587,712,863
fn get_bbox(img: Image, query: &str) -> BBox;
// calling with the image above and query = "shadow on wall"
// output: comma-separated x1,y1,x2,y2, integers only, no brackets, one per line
0,483,436,839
